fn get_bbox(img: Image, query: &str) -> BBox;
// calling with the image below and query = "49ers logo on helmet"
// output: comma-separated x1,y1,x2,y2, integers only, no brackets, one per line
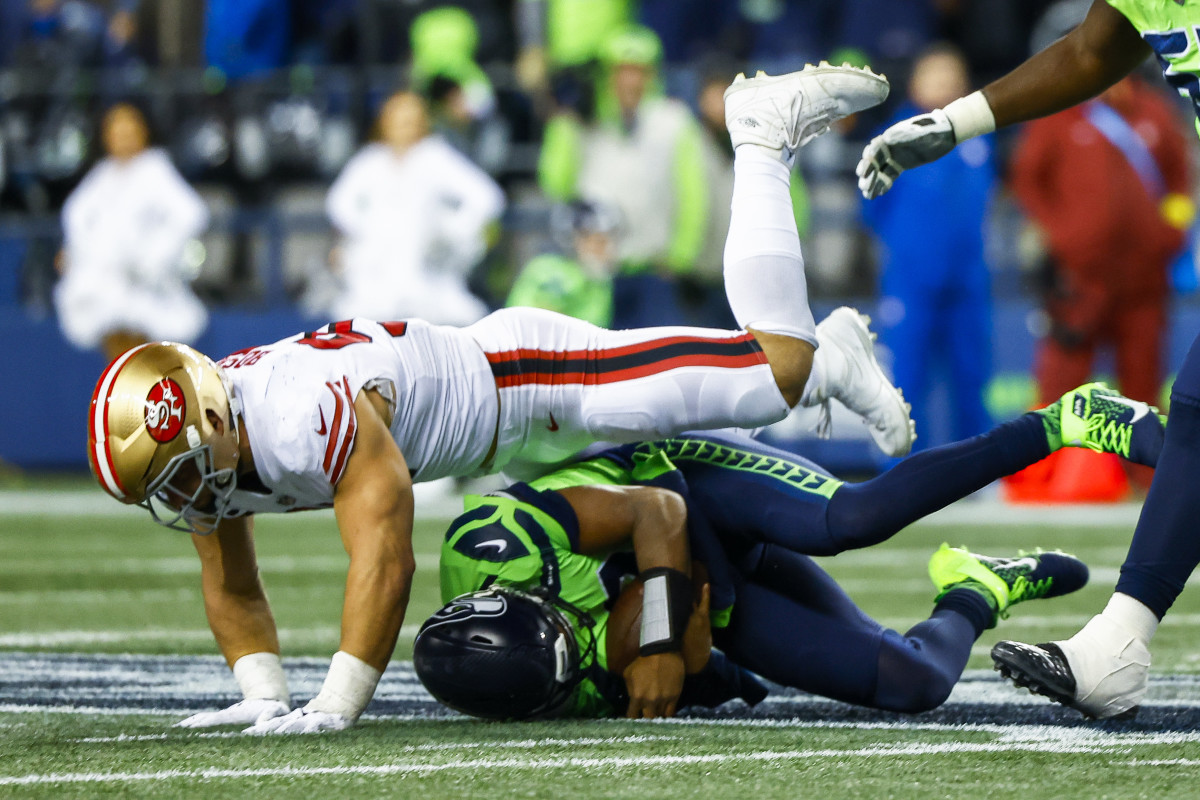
144,378,185,443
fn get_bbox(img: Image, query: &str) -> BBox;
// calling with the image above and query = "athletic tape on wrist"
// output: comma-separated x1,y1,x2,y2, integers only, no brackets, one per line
306,650,382,721
638,567,693,656
942,91,996,142
232,652,290,703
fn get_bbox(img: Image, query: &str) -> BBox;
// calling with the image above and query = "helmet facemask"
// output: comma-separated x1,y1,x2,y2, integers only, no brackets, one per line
142,421,239,534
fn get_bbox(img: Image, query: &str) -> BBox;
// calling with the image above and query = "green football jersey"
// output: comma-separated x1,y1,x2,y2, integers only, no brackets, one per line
440,455,652,717
1107,0,1200,133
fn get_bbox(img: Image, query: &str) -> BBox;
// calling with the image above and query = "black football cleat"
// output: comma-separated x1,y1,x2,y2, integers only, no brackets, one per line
991,640,1139,720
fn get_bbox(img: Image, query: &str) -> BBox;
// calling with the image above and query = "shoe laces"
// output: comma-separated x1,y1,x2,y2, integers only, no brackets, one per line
813,399,832,440
1081,413,1132,458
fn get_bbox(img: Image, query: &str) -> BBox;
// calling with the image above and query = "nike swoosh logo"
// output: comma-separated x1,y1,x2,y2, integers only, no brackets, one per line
474,538,508,554
547,412,559,432
316,407,328,436
1104,394,1149,423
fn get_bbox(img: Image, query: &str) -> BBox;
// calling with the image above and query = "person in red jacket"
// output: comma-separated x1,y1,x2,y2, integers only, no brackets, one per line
1010,74,1193,419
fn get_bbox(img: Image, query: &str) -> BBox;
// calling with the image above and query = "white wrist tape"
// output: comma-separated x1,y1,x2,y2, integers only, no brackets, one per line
305,651,382,721
942,91,996,142
233,652,290,703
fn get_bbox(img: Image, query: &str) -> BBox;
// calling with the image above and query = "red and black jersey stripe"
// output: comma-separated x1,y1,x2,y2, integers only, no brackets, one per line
485,332,767,388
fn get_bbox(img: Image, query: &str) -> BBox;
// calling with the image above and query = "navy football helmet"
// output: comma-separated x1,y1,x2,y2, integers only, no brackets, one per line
413,586,596,720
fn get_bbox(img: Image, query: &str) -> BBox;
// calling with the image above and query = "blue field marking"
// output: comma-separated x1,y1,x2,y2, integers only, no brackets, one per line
4,652,1200,732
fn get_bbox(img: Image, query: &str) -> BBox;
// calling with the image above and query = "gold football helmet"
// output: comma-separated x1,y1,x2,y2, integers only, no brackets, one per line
88,342,241,533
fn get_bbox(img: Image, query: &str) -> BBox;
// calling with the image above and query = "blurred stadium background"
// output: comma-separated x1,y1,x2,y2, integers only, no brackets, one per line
6,2,1200,794
3,0,1199,473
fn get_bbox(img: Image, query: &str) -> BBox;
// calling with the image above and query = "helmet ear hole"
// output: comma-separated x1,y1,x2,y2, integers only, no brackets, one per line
205,408,224,433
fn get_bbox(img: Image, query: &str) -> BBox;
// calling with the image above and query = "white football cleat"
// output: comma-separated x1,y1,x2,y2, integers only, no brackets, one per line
992,614,1150,719
1057,614,1151,718
724,62,890,162
810,306,915,457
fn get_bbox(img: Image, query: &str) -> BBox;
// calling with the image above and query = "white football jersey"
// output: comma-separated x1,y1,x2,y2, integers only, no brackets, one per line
216,318,496,515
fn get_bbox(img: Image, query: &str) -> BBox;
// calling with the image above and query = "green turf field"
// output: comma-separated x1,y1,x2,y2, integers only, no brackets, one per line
3,481,1200,798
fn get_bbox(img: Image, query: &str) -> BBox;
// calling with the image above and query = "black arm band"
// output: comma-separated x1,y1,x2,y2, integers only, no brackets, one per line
638,567,693,656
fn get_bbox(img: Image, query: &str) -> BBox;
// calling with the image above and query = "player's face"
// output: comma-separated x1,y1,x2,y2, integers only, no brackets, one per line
575,231,616,278
380,93,430,151
102,105,149,162
612,64,651,115
909,53,969,112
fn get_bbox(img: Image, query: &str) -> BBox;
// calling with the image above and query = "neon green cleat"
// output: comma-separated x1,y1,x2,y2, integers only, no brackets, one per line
928,544,1089,627
1043,382,1165,466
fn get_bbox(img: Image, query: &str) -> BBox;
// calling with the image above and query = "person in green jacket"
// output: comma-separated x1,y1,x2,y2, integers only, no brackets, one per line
537,24,706,327
507,199,622,327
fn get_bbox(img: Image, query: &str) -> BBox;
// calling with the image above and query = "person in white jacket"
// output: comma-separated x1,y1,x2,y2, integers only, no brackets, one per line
55,103,210,362
326,90,505,326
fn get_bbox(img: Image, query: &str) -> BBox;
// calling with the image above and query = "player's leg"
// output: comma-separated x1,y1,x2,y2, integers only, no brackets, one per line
668,385,1163,560
720,542,1086,713
993,333,1200,720
467,307,794,477
722,65,913,456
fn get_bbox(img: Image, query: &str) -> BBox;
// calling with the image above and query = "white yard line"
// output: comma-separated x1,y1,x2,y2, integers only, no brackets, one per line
3,731,1196,787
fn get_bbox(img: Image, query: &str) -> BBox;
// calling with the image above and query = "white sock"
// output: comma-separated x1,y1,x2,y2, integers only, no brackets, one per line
723,146,816,344
1100,592,1160,644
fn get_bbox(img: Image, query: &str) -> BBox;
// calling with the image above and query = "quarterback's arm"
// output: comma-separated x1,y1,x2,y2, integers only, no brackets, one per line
983,0,1150,128
178,514,293,728
559,484,691,719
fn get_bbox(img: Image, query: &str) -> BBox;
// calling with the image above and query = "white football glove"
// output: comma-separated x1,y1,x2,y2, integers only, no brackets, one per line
175,698,292,729
242,706,354,735
856,108,957,199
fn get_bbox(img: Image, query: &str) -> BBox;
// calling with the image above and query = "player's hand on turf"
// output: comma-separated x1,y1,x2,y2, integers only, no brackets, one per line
856,108,956,199
243,706,353,734
682,583,712,674
623,651,686,719
175,698,292,728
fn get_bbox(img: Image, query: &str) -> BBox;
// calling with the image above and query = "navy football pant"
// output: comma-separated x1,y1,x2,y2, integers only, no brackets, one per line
716,543,978,712
1115,333,1200,618
677,415,1048,558
675,416,1050,711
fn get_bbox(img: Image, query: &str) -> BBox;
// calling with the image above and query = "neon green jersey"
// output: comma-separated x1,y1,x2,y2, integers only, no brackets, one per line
1106,0,1200,133
439,459,641,717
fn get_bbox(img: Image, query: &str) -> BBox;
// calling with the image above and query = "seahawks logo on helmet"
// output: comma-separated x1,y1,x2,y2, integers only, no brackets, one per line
422,593,508,630
413,586,597,720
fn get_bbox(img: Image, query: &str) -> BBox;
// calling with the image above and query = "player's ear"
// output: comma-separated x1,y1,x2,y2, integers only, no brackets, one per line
206,408,224,435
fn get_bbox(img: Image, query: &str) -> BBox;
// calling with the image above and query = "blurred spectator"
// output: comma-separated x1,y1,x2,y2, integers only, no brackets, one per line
54,102,209,361
326,90,504,325
514,0,634,94
1,0,140,69
688,61,809,329
506,198,620,327
1009,74,1193,486
537,24,706,328
410,6,496,120
410,6,509,175
862,43,996,451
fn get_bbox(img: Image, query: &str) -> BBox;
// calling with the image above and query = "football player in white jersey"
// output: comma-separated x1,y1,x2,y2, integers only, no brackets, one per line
88,65,912,734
